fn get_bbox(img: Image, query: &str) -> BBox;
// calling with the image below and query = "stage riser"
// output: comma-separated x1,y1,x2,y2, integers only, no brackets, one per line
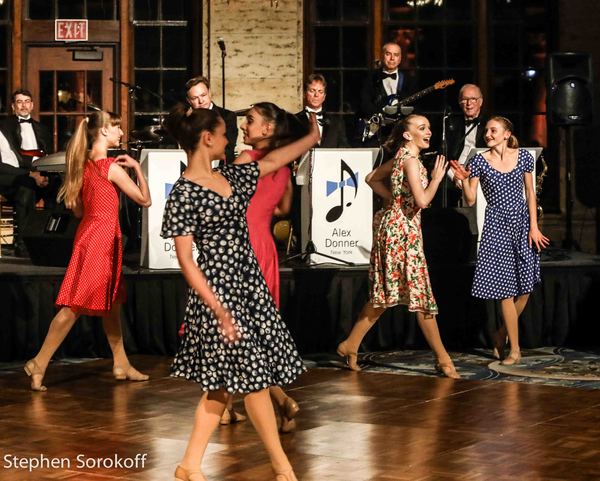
1,265,599,361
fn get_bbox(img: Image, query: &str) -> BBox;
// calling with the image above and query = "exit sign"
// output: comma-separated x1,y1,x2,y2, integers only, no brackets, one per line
55,19,88,42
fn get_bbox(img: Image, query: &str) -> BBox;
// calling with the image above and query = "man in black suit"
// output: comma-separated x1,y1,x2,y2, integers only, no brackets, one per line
444,83,487,206
358,42,416,145
185,76,238,163
0,89,56,257
295,73,349,148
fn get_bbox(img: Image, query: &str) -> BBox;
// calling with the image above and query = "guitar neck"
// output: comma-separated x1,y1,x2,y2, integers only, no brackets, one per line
398,85,437,106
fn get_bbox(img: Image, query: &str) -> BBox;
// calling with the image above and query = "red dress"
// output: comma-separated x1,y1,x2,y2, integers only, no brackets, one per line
245,149,290,308
56,158,126,315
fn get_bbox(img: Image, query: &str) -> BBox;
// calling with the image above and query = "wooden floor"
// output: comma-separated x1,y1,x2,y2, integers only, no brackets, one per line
2,355,600,481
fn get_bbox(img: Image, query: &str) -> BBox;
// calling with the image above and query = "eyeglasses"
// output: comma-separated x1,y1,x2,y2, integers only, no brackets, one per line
459,97,481,104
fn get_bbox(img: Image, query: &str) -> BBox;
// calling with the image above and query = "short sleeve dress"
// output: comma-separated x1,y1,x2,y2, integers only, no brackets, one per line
160,162,305,394
56,158,126,315
369,148,438,314
468,149,540,299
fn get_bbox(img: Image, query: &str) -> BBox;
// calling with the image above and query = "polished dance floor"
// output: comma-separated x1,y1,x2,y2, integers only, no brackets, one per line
2,355,600,481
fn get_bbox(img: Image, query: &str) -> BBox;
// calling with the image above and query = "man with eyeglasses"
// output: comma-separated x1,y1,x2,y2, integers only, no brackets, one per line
0,88,56,257
185,76,238,163
445,83,487,205
295,73,348,148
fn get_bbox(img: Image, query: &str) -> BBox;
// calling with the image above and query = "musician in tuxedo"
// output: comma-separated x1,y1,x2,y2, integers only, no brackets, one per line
444,83,487,206
295,73,349,148
0,89,57,257
185,76,238,163
358,42,416,144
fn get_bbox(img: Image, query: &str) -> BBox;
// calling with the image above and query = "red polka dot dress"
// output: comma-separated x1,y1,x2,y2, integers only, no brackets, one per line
56,158,126,315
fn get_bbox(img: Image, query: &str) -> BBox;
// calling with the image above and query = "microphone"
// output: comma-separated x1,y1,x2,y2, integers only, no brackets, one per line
217,38,226,54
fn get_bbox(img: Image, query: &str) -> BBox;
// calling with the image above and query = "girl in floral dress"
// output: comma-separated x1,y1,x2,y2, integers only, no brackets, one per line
337,114,460,378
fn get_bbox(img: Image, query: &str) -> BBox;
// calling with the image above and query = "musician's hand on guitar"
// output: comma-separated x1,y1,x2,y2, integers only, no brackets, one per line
449,160,469,181
115,154,139,170
430,155,448,184
29,171,49,188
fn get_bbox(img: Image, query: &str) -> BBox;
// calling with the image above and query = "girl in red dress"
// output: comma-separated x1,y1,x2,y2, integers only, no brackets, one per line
23,111,151,391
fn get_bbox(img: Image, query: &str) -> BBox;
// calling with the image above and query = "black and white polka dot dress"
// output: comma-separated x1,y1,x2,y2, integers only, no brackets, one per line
160,162,305,393
468,149,540,300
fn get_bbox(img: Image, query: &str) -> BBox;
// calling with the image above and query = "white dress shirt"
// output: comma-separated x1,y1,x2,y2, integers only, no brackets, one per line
0,130,20,168
18,116,40,151
382,70,399,96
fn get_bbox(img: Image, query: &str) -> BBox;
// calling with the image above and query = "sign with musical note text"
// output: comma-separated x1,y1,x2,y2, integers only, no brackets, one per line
300,148,378,265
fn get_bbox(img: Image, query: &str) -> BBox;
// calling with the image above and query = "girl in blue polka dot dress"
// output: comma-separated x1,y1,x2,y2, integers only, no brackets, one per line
451,116,549,366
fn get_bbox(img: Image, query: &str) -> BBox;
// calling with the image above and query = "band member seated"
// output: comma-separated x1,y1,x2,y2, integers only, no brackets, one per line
443,83,487,206
0,89,58,257
295,73,349,148
358,42,416,145
185,76,238,163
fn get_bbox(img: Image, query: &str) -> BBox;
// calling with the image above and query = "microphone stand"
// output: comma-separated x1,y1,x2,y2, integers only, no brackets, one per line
441,105,450,208
220,47,226,108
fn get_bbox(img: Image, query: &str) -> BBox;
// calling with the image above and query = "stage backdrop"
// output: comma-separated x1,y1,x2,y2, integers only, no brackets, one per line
299,148,379,265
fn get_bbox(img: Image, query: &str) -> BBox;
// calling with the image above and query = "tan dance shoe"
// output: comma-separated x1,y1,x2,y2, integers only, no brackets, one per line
435,361,461,379
112,365,149,381
279,395,300,433
24,359,47,392
500,351,521,366
174,464,206,481
492,330,508,360
336,341,360,371
220,407,247,425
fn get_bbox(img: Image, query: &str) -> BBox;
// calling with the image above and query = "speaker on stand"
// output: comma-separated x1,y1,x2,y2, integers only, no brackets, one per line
547,52,593,250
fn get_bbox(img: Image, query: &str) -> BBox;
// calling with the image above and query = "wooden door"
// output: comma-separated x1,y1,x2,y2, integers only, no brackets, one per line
26,46,115,152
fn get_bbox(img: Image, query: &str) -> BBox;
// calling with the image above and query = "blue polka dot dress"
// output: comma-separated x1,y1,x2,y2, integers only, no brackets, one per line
160,162,305,394
468,149,540,300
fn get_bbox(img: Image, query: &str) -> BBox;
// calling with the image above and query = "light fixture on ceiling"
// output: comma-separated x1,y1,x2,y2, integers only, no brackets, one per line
407,0,444,7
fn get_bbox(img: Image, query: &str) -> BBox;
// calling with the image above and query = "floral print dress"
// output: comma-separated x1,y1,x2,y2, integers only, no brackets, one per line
369,148,438,314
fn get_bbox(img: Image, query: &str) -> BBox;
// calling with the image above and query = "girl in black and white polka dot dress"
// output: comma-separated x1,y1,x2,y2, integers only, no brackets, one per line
161,105,319,481
451,116,549,367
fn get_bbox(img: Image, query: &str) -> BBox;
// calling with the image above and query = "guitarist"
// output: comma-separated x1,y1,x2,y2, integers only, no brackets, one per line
0,89,57,257
358,42,416,145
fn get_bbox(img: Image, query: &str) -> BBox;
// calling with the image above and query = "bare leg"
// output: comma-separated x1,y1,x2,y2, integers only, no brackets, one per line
416,312,460,379
102,304,148,381
337,302,386,371
514,294,530,317
269,386,299,433
493,294,528,360
500,298,521,365
179,390,229,477
244,389,296,479
24,307,79,391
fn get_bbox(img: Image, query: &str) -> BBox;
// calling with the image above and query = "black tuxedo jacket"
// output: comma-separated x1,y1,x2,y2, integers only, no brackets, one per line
446,114,487,161
212,105,238,163
295,110,349,148
0,116,53,169
359,69,416,119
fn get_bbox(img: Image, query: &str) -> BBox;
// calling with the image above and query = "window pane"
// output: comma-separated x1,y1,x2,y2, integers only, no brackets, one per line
493,25,520,68
447,26,473,68
445,0,473,20
493,70,521,110
342,27,368,68
0,26,6,66
417,2,445,20
163,28,188,68
134,70,161,112
342,70,367,113
57,71,85,113
135,27,161,67
323,70,341,112
342,1,369,21
416,26,444,68
415,69,446,111
86,71,103,111
39,71,54,112
135,0,159,20
39,116,55,151
491,0,523,20
315,27,340,68
87,0,116,20
58,0,84,19
315,0,340,21
0,71,7,113
57,116,84,151
28,0,54,19
163,70,188,108
387,0,416,21
163,0,187,20
0,2,9,19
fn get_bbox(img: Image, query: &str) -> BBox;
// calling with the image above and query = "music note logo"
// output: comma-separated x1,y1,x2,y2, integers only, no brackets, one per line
325,159,359,222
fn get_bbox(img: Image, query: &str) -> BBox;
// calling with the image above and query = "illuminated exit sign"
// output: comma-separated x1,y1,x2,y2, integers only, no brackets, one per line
55,19,88,42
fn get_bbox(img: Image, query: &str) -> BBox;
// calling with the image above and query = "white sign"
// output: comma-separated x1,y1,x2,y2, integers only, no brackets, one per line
467,147,541,244
301,148,378,265
140,149,188,269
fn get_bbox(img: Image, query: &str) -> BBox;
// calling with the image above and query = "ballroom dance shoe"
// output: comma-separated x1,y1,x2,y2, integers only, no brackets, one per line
500,351,521,366
112,365,149,381
24,359,47,391
220,407,247,425
336,341,360,371
279,395,300,433
174,464,206,481
435,361,461,379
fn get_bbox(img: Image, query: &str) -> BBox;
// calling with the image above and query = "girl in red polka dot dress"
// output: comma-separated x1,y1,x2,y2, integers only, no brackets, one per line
23,111,152,391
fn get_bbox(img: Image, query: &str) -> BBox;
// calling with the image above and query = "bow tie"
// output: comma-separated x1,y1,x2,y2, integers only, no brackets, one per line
305,109,323,118
19,118,33,124
382,72,397,80
465,117,479,127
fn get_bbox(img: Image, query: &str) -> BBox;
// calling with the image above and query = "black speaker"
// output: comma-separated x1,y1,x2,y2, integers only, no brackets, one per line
22,209,80,267
547,52,593,126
